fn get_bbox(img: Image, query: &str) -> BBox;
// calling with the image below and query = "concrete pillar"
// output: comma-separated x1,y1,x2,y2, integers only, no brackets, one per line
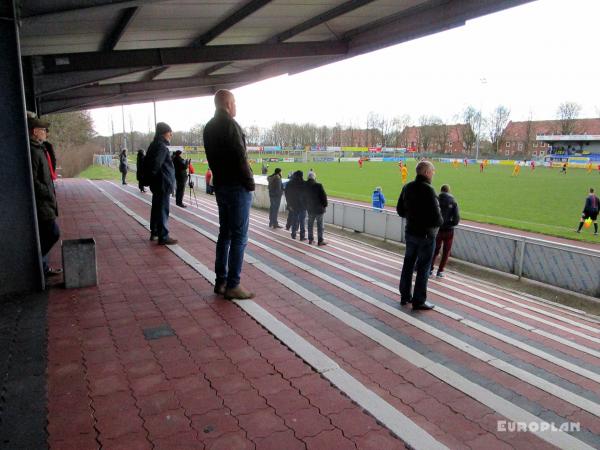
0,0,44,296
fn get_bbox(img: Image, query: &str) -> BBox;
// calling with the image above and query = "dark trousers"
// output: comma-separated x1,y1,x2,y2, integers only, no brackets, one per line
269,194,282,226
214,186,252,289
285,208,293,229
120,170,127,184
150,189,171,241
399,232,435,305
138,181,145,192
39,219,60,273
431,229,454,273
290,209,306,239
175,179,186,206
307,213,324,243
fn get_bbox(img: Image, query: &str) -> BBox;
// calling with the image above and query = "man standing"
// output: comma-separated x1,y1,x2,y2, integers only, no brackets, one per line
397,161,443,310
119,149,128,185
204,90,255,300
305,172,328,246
28,116,61,277
172,150,188,208
285,170,307,241
267,168,283,228
145,122,177,245
576,188,599,235
431,185,460,278
136,149,146,192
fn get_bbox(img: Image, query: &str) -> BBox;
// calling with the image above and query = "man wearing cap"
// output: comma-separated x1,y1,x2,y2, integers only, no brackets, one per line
203,89,255,300
145,122,177,245
28,116,61,277
396,160,443,311
267,167,283,228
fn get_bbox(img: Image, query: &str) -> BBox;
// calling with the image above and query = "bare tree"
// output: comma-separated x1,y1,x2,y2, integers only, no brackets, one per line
462,106,482,154
432,121,450,153
417,115,441,153
556,101,582,134
487,105,510,154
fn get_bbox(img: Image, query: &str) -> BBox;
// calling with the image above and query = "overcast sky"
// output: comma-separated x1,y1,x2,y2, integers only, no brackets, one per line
90,0,600,136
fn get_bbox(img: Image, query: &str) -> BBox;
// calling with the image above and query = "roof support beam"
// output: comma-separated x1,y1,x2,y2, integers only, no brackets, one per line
39,41,348,74
101,6,139,51
190,0,272,47
35,67,152,96
268,0,376,44
21,1,163,24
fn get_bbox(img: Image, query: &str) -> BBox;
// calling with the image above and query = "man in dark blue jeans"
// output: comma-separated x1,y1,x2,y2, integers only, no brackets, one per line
397,161,443,310
204,89,256,300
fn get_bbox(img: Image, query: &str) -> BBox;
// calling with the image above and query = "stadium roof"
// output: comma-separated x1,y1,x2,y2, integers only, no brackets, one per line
19,0,532,114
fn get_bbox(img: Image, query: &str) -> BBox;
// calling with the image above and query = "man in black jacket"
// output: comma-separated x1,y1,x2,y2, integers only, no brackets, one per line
431,184,460,278
397,161,443,310
204,90,255,300
136,149,146,192
305,172,328,245
145,122,177,245
172,150,188,208
267,168,283,228
28,116,62,277
285,170,307,241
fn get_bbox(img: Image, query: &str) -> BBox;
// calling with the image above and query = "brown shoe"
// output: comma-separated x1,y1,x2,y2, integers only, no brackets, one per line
214,282,226,295
224,285,255,300
158,237,178,245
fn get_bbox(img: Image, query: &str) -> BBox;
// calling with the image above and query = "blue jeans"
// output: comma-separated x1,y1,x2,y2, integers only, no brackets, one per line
150,189,171,241
290,209,306,239
307,213,324,243
399,232,436,305
215,186,252,289
269,195,282,226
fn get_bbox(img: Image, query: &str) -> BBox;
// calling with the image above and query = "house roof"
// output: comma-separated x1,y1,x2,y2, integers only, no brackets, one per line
17,0,533,114
503,118,600,140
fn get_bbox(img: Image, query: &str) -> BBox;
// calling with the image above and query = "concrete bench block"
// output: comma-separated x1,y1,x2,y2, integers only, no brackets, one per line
62,238,97,289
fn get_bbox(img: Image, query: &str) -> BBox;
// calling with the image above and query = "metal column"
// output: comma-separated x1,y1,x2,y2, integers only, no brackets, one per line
0,0,44,296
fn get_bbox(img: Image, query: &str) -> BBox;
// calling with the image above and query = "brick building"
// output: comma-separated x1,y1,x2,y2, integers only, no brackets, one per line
502,118,600,158
402,124,472,154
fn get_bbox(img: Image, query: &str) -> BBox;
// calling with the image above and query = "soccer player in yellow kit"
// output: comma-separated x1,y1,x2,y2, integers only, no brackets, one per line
511,162,521,176
401,165,408,184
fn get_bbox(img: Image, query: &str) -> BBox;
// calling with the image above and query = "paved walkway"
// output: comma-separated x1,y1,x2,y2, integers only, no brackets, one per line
41,179,600,449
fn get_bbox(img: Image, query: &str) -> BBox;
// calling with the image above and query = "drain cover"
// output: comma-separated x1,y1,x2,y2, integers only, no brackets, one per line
142,324,175,340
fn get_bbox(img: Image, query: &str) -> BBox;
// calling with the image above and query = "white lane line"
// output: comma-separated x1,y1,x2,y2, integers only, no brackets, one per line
108,182,600,419
123,183,600,377
91,181,448,450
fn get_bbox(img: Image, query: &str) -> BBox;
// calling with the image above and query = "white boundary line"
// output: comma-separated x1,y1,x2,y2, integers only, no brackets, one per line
106,182,600,421
90,181,447,450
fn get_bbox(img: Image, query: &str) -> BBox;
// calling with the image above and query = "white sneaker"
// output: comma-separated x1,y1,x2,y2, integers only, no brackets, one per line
436,272,445,278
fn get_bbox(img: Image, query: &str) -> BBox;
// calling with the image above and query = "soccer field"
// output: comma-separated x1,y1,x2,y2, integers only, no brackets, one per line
249,160,600,243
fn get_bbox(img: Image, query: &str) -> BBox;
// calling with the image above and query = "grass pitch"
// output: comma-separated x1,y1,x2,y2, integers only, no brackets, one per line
248,160,600,243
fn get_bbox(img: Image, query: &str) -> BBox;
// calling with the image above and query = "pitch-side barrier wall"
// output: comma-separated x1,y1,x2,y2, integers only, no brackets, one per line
95,157,599,297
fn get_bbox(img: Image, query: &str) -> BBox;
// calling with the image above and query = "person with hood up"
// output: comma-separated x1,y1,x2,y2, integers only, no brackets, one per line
285,170,307,241
267,168,284,228
372,186,385,211
305,172,328,245
430,185,460,278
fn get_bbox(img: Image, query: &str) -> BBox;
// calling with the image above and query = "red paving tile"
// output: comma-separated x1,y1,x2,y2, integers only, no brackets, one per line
43,180,599,450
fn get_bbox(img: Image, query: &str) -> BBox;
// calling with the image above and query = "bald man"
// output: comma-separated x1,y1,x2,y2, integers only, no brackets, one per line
396,161,443,310
203,89,255,300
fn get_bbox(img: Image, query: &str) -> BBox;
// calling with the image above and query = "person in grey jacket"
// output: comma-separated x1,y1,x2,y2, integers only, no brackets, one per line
397,161,443,310
267,168,283,228
430,185,460,278
28,116,61,277
145,122,177,245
